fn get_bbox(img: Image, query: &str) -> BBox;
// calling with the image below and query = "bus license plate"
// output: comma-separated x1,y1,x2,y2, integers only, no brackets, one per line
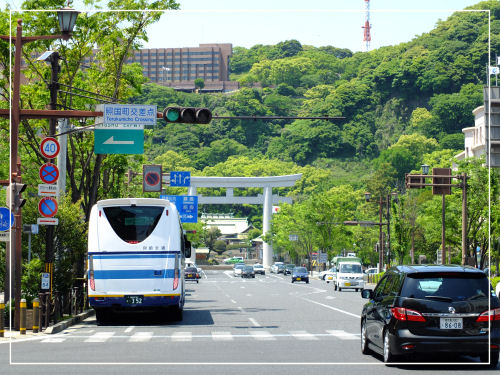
440,318,463,329
125,295,143,305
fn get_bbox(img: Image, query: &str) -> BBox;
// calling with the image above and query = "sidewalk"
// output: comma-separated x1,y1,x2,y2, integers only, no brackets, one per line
1,309,95,340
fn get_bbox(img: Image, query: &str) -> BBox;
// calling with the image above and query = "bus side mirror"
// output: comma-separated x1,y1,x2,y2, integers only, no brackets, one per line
184,236,192,258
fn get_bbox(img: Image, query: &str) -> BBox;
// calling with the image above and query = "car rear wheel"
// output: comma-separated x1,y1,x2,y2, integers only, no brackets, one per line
383,330,396,364
361,320,370,355
480,351,499,367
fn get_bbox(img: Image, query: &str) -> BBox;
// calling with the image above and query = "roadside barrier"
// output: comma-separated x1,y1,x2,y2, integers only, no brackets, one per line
32,298,39,333
20,298,26,335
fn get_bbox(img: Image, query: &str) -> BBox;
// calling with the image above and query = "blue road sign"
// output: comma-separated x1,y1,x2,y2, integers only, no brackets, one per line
0,207,14,231
38,197,58,218
94,129,144,154
39,163,59,184
159,195,198,223
170,171,191,187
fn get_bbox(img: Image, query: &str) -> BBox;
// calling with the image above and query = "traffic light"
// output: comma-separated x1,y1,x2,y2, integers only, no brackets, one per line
10,182,27,211
162,107,212,124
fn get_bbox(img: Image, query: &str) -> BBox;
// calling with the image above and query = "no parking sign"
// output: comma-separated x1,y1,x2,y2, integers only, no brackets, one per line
38,197,58,218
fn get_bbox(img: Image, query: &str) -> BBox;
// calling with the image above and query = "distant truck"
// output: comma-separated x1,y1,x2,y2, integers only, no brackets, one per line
331,256,364,292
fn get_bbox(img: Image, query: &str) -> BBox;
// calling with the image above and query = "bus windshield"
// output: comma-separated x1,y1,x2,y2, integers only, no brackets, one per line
103,206,163,243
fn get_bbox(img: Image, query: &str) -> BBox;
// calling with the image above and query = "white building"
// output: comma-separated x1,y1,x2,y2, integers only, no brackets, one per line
455,86,500,166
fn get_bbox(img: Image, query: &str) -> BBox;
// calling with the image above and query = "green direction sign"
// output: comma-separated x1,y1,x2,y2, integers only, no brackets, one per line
94,129,144,154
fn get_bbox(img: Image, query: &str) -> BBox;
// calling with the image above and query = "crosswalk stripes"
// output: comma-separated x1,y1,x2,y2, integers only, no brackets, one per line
84,332,115,342
211,331,234,341
249,330,275,340
171,331,192,341
37,329,359,343
129,332,154,342
326,330,359,340
289,330,319,340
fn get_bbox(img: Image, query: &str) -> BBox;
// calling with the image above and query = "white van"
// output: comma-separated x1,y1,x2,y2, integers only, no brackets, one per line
334,260,364,292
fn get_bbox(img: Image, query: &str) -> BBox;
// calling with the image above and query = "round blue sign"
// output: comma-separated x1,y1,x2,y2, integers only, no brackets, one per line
0,207,14,231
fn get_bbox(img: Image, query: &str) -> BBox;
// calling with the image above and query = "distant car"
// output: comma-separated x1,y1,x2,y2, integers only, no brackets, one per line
225,257,244,264
283,264,296,275
184,266,200,283
233,263,245,277
360,265,500,366
253,264,265,275
275,264,285,274
364,268,379,275
186,262,202,274
241,265,256,278
291,267,309,283
270,262,284,273
320,267,336,281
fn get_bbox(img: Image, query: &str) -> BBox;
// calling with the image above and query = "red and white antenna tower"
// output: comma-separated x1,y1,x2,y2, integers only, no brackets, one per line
362,0,372,52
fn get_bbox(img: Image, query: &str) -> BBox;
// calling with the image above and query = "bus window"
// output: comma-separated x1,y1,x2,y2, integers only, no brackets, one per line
103,206,163,243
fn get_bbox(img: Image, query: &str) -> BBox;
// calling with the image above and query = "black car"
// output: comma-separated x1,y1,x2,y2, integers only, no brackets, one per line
283,264,296,275
291,266,309,283
241,265,255,278
184,266,200,283
360,265,499,366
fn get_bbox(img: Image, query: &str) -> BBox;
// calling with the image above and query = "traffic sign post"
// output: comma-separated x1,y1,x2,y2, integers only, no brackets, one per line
39,163,59,185
102,104,157,126
159,195,198,223
40,137,60,159
143,165,162,192
170,171,191,187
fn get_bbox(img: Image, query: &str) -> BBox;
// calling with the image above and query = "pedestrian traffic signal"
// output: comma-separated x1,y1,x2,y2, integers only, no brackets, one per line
162,107,212,124
10,182,27,211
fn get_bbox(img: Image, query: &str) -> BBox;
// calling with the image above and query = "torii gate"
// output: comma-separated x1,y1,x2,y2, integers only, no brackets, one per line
186,174,302,269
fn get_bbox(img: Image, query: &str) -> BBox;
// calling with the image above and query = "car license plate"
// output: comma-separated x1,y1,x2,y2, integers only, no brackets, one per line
440,317,463,329
345,282,351,286
125,295,143,305
187,273,193,277
327,276,333,280
297,277,301,281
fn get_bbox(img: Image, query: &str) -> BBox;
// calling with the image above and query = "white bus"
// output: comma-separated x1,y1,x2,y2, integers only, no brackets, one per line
87,198,191,323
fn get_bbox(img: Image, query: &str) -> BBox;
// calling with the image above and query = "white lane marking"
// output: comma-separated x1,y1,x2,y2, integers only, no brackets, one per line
172,332,192,341
246,294,253,297
325,296,336,300
289,331,319,340
327,330,360,340
40,337,66,343
129,332,153,342
124,326,135,333
230,299,237,304
84,332,115,342
250,331,275,340
223,270,233,278
241,286,245,288
238,306,244,312
248,318,261,327
301,297,361,318
212,331,233,341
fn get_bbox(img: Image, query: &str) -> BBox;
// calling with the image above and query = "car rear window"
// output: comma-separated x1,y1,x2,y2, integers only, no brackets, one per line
400,272,489,301
295,267,307,273
103,206,163,243
185,267,197,272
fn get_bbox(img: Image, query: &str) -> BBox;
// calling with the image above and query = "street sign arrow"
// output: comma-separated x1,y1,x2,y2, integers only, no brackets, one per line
103,136,135,145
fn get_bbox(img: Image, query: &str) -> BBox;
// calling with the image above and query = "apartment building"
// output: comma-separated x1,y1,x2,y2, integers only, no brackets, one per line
125,43,238,92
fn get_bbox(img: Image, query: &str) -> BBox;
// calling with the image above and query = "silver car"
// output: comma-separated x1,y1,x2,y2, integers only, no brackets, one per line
233,263,245,277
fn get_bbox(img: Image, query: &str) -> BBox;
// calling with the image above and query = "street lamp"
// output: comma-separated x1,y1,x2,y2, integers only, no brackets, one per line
0,8,79,331
421,164,430,175
162,66,170,85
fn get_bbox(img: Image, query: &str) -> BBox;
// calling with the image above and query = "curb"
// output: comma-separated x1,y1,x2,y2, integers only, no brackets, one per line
44,309,95,334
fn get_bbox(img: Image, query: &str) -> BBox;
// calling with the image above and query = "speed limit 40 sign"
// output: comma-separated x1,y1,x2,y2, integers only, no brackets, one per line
40,137,60,159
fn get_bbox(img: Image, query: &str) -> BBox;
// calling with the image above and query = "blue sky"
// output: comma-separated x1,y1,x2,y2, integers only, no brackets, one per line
143,0,485,52
4,0,487,52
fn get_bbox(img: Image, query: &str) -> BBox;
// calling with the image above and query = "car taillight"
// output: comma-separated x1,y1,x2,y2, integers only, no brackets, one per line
476,308,500,322
391,307,426,322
